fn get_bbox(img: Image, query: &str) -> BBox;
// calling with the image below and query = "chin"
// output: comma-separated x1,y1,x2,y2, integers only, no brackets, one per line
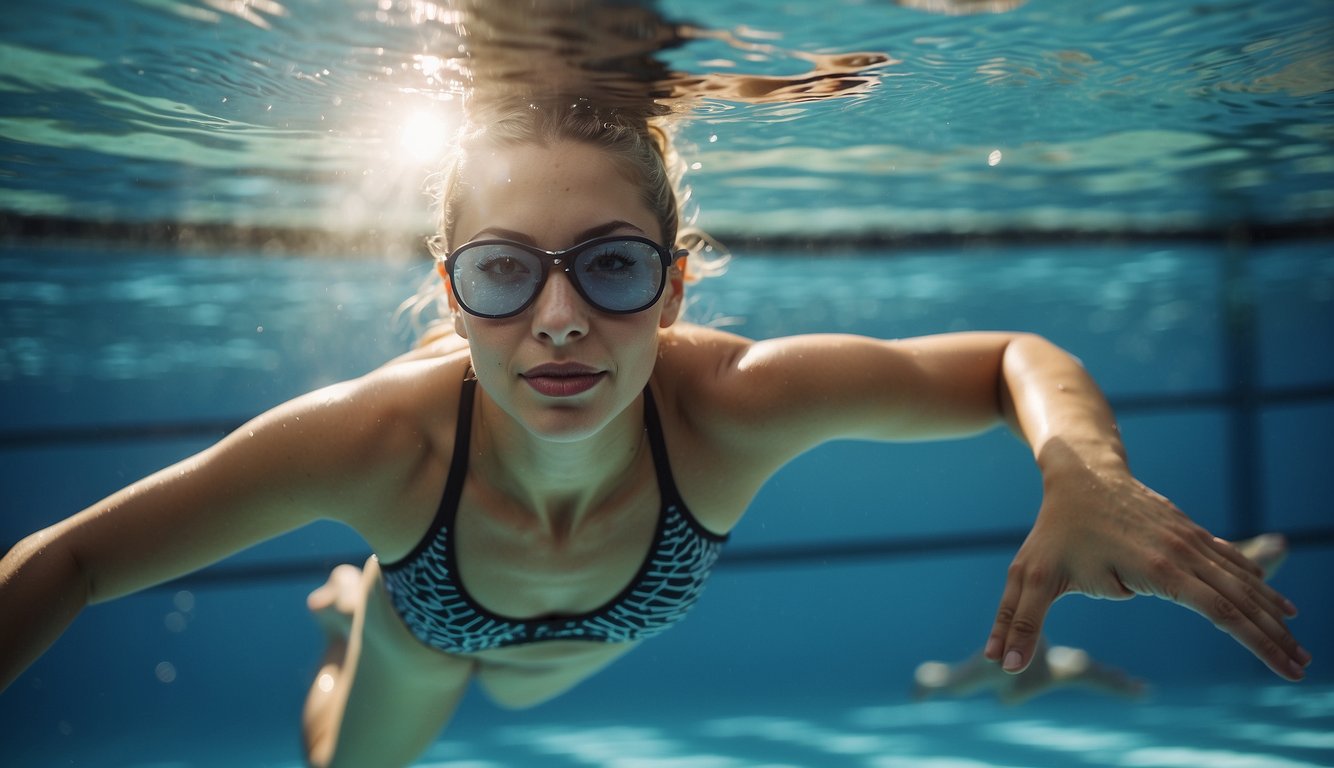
523,411,616,444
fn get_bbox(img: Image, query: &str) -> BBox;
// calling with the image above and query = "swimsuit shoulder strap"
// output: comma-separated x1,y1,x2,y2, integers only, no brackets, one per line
447,370,477,492
642,385,686,509
381,367,475,570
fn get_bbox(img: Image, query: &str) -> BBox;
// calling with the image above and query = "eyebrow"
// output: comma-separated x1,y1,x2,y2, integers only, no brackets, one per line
468,220,650,246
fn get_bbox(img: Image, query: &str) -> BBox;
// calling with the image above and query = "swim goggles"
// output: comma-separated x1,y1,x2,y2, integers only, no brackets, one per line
441,235,679,319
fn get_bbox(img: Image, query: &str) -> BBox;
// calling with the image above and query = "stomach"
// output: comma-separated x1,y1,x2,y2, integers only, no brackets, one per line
466,639,642,710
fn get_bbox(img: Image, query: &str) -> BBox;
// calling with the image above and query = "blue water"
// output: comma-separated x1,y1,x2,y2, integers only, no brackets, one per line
12,685,1334,766
1,0,1331,236
3,0,1334,764
2,241,1332,766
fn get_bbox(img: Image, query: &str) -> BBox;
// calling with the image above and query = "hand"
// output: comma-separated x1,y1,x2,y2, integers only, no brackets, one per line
984,450,1311,681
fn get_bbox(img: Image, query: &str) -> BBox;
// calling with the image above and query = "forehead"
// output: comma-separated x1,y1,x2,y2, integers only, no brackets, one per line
452,139,658,246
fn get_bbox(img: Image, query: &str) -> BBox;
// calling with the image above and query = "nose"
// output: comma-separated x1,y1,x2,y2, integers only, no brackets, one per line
530,266,589,345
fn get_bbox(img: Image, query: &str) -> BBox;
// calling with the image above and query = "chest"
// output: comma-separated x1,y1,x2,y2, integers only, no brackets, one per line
452,466,664,620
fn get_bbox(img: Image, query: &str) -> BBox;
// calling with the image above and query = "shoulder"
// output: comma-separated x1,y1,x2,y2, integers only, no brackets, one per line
648,325,818,521
652,324,758,433
652,324,891,440
648,325,902,529
315,347,474,472
223,348,474,536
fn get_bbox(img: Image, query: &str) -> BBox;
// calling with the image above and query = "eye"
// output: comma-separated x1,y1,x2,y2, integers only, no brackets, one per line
475,254,531,276
582,246,638,273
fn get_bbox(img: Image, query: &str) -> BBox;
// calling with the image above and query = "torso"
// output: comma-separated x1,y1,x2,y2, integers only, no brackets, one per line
357,327,761,665
379,372,728,657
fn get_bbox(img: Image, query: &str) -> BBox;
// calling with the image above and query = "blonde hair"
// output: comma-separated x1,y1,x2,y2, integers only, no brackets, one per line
403,99,725,342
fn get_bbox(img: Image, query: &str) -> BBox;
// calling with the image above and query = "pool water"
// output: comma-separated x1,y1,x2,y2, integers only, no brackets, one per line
13,685,1334,766
2,0,1333,765
2,243,1331,766
1,0,1330,238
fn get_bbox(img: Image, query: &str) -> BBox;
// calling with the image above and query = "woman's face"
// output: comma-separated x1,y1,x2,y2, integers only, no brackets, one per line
448,139,684,443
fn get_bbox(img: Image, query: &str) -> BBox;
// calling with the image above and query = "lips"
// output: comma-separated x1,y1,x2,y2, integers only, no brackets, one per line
520,363,606,398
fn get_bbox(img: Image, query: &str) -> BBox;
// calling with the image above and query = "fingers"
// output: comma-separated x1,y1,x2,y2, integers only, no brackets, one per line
1143,533,1310,680
1205,536,1296,621
984,560,1059,675
984,526,1312,682
1188,534,1297,629
1207,535,1264,579
1185,554,1311,681
1206,536,1297,617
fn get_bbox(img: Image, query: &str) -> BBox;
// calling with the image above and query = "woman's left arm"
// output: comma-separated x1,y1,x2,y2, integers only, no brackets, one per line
694,327,1309,681
984,334,1309,681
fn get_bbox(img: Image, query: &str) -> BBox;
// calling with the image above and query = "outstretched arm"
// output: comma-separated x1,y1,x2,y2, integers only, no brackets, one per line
681,327,1309,682
982,335,1309,681
0,371,430,692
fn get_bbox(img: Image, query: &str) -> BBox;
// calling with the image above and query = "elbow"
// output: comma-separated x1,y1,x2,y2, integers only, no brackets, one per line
1005,332,1066,360
8,528,93,608
0,529,93,691
1006,332,1085,370
994,332,1076,435
994,334,1033,428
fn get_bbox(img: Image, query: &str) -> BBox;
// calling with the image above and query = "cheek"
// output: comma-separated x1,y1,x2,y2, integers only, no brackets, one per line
608,317,664,370
455,319,508,368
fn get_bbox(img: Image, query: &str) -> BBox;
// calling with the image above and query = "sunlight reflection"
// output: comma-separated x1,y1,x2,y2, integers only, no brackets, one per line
397,107,454,164
397,0,464,27
1116,747,1330,768
416,740,497,765
701,714,920,756
496,724,765,767
1257,684,1334,718
850,700,992,728
867,758,1028,768
984,719,1145,752
1229,722,1334,750
200,0,288,29
319,95,458,236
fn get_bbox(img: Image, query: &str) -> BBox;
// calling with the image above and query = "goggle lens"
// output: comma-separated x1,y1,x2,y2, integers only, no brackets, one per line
446,236,669,318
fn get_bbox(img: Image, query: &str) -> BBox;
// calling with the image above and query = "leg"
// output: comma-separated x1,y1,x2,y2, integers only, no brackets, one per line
911,637,1056,704
1045,644,1148,700
1235,533,1288,580
304,564,362,748
303,557,475,768
912,651,1008,701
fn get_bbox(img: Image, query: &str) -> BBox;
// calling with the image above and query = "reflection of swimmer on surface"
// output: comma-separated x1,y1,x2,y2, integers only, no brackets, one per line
912,533,1290,705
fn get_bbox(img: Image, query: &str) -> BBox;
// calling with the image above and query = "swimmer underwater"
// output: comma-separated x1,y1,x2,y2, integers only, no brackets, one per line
0,98,1313,768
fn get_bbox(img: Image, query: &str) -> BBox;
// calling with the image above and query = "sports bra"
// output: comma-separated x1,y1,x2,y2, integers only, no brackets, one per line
381,371,728,654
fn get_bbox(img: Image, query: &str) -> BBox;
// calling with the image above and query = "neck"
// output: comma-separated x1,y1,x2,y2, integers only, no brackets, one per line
471,390,648,534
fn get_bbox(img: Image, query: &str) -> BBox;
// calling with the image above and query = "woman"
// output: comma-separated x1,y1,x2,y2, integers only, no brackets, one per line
0,104,1309,768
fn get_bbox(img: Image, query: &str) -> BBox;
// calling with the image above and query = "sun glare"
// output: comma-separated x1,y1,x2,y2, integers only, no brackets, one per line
396,105,455,165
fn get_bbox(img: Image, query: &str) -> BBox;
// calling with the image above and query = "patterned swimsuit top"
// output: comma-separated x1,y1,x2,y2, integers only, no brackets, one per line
381,372,729,654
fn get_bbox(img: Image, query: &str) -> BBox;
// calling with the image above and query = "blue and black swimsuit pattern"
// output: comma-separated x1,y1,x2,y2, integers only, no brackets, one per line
381,372,728,654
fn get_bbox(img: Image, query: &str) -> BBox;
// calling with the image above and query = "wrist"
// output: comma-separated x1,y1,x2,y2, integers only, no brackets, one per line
1036,435,1130,488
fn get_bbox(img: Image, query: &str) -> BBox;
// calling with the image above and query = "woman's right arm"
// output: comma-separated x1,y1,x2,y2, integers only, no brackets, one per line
0,370,432,691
